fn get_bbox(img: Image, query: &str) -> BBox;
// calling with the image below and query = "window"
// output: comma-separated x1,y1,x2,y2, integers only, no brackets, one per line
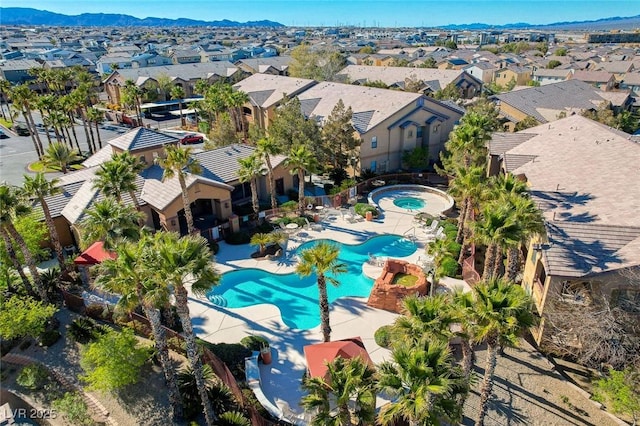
417,127,423,138
408,130,413,138
370,160,377,172
417,97,424,107
371,136,377,149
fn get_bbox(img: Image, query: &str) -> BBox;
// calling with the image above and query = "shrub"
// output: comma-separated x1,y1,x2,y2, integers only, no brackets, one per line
200,341,251,379
240,335,268,351
354,203,378,218
360,168,377,180
17,364,49,390
218,411,251,426
85,303,112,321
374,325,394,348
225,232,250,245
167,336,187,354
442,222,458,240
53,392,93,426
446,240,462,260
208,240,219,255
38,330,61,347
280,200,298,212
67,318,102,344
329,168,349,186
438,256,459,278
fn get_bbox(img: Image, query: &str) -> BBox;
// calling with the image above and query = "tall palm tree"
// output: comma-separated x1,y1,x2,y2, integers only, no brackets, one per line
96,238,183,421
237,153,265,216
86,107,104,149
448,165,485,246
427,238,454,295
301,356,377,426
472,278,535,426
226,89,249,135
157,145,201,235
1,228,33,294
284,144,318,215
93,152,145,217
79,198,144,250
42,142,81,174
34,94,57,147
393,294,455,345
503,194,545,281
122,79,143,126
472,204,519,281
295,241,346,342
450,288,476,399
377,339,465,426
0,184,46,300
256,136,281,211
59,94,82,152
22,173,67,273
9,84,45,159
170,85,186,127
148,232,220,426
155,73,174,102
70,84,96,154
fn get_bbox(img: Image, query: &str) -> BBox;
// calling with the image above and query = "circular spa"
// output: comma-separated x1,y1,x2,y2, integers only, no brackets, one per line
368,184,454,216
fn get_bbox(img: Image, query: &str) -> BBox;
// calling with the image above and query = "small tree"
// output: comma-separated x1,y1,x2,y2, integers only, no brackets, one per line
80,327,151,391
401,146,429,170
593,367,640,425
0,295,57,340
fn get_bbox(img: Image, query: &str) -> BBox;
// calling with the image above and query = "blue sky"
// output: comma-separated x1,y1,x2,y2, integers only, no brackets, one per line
3,0,639,27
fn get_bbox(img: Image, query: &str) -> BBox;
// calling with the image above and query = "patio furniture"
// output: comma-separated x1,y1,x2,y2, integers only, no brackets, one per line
422,219,439,233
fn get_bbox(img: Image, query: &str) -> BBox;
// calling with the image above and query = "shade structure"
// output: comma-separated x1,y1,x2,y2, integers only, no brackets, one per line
303,337,373,380
74,241,116,265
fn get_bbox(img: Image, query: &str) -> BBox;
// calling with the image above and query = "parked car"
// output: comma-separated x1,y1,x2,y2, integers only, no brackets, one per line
13,123,30,136
0,129,8,139
180,133,204,145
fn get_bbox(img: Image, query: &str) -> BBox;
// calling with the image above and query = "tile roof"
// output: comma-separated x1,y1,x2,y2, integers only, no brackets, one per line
502,114,640,275
82,145,114,168
233,74,317,109
493,80,611,123
111,61,240,81
488,133,536,155
107,127,180,152
296,81,423,133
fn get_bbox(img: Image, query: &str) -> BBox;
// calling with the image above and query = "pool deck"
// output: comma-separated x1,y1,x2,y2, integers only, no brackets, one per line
186,203,469,418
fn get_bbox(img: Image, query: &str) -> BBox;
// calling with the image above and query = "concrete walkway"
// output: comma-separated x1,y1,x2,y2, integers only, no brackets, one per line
188,200,464,416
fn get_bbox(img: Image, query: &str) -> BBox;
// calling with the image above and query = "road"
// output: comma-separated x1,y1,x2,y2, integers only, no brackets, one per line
0,115,125,186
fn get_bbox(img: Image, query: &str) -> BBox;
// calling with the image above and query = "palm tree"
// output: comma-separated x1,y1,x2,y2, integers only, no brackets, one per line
0,78,11,120
79,198,144,250
22,173,67,272
86,107,104,149
393,294,455,345
0,184,46,300
284,144,318,215
96,238,183,421
295,241,346,342
450,287,476,399
226,89,249,135
69,85,96,154
301,356,377,425
155,73,174,102
157,145,201,235
1,228,33,294
9,84,45,159
170,85,186,127
448,165,485,246
237,153,265,216
122,79,143,126
377,339,465,426
472,278,535,426
426,238,454,295
249,233,271,256
148,232,220,426
59,94,82,152
256,136,282,211
472,204,519,280
503,194,545,281
177,364,237,420
42,142,81,174
93,152,145,215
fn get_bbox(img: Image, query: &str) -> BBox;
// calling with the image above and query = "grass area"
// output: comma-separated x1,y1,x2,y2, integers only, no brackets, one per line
28,161,84,173
0,117,13,128
391,273,419,287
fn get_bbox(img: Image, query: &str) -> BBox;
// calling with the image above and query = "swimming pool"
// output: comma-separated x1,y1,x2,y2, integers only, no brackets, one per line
393,197,426,210
206,235,416,330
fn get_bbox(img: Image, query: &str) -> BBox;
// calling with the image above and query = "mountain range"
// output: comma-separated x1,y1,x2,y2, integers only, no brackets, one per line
1,7,639,30
0,8,284,28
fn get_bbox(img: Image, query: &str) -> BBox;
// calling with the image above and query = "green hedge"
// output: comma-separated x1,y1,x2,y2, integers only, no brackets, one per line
438,256,459,278
240,335,268,351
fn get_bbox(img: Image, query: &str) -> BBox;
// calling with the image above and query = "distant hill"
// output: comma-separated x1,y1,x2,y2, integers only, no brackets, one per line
442,15,640,31
0,8,284,28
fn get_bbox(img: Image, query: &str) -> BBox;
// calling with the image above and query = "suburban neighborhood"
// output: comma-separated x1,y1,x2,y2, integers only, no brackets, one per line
1,7,639,426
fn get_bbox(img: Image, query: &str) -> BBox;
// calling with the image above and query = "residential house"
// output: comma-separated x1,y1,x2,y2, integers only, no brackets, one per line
38,128,294,246
96,53,134,74
463,62,498,84
490,80,632,130
437,58,469,70
0,59,42,85
494,66,532,87
103,61,242,105
570,70,616,91
336,65,482,98
170,48,202,64
235,56,292,76
485,115,640,346
232,73,318,129
620,72,640,95
531,68,572,86
131,52,173,68
294,81,464,171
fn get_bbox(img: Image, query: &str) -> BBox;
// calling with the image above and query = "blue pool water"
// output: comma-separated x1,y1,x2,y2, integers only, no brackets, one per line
393,196,426,210
206,235,416,330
